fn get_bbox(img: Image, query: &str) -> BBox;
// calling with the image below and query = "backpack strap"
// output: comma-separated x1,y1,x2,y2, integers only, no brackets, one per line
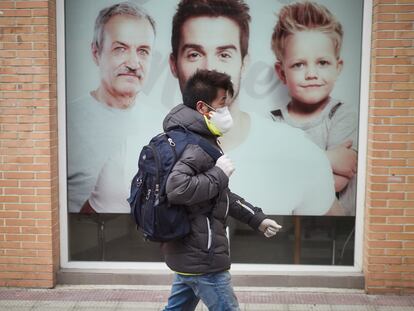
195,135,223,162
166,126,222,263
167,126,223,162
182,131,223,263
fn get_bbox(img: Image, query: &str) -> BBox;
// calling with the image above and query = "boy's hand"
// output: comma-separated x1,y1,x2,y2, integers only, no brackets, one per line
326,140,357,178
258,219,282,238
216,154,235,177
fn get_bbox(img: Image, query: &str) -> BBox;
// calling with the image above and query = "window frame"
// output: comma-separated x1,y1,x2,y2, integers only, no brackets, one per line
57,0,372,273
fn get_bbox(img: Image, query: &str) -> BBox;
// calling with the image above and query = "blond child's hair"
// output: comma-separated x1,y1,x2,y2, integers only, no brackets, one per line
271,1,343,62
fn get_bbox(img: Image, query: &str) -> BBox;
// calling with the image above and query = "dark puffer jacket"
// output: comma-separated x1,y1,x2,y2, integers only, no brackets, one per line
161,104,267,274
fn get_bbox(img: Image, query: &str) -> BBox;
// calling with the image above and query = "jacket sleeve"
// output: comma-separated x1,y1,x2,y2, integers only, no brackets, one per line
228,191,267,231
166,144,229,206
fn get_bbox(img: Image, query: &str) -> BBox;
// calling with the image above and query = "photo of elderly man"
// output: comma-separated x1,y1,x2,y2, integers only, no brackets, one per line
67,2,158,215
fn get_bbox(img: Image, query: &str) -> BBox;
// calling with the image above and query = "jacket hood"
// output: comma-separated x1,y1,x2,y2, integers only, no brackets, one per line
163,104,214,137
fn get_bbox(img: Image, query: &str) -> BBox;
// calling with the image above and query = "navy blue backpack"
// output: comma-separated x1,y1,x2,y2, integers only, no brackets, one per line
127,127,222,242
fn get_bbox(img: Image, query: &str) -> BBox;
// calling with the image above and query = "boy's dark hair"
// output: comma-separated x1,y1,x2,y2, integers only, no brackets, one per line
171,0,251,60
271,1,343,62
183,70,234,110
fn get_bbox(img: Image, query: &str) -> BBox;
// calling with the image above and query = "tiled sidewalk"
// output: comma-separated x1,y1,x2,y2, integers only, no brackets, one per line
0,285,413,310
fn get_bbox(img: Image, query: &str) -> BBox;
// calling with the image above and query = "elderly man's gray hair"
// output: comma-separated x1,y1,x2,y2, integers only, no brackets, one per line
93,1,156,54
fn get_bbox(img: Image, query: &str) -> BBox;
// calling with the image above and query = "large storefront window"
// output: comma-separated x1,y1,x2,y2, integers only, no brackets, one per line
64,0,364,266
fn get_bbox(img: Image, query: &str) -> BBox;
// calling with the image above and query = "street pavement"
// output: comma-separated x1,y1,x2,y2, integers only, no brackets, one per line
0,285,413,310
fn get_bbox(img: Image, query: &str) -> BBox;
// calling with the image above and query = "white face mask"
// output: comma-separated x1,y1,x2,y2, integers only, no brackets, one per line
209,106,233,135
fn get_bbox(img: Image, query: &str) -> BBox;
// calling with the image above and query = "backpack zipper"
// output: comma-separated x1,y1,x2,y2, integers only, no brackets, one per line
166,134,177,160
148,145,161,203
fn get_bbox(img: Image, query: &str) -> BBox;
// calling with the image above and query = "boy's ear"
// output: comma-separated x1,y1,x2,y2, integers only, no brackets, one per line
169,53,178,78
275,62,287,84
196,101,207,114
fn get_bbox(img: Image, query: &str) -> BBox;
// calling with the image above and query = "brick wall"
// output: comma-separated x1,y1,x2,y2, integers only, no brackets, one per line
0,0,59,288
364,0,414,294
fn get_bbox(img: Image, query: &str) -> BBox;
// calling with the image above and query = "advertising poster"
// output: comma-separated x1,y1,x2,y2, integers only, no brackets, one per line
64,0,363,263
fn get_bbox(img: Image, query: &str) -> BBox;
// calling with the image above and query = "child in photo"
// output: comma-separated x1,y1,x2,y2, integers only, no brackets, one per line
270,1,358,216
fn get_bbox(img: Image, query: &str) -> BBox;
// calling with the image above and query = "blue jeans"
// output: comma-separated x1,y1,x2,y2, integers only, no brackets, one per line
163,271,240,311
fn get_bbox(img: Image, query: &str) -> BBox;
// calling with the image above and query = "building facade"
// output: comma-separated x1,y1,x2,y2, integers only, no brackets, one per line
0,0,413,294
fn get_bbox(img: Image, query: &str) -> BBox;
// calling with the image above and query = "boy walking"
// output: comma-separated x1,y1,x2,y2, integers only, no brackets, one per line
270,1,358,216
161,70,281,310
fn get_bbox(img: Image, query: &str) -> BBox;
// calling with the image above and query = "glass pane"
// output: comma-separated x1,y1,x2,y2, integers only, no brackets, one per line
64,0,363,265
69,213,163,262
68,213,354,265
229,216,355,265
